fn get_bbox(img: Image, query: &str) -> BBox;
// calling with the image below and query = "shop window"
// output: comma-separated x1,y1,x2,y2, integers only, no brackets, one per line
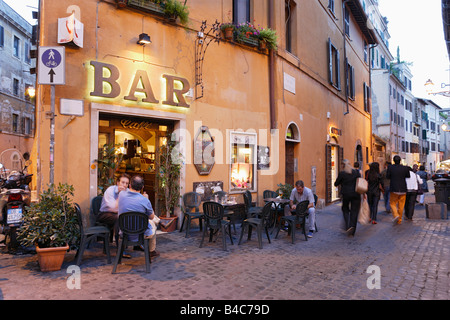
230,132,257,193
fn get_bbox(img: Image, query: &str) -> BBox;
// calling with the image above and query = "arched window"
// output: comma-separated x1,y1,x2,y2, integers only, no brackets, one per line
285,122,300,142
11,152,21,171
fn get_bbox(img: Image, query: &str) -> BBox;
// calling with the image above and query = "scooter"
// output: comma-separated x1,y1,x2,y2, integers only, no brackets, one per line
0,156,33,254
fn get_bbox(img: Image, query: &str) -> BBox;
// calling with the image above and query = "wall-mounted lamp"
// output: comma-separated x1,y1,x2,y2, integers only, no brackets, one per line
425,79,450,97
137,33,151,45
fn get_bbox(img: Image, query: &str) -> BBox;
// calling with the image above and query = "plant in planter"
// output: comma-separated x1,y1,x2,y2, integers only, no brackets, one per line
156,138,182,231
258,27,278,50
276,183,293,199
95,143,123,195
115,0,127,8
220,22,235,40
235,21,259,47
17,183,80,272
163,0,189,26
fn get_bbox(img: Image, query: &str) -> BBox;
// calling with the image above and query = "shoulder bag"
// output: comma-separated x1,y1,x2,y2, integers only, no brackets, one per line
355,177,368,194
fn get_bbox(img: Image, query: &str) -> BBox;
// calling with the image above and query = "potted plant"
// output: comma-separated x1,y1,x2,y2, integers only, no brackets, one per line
235,21,259,47
276,183,293,199
127,0,166,15
163,0,189,26
221,23,235,40
258,27,278,51
17,183,80,272
115,0,127,8
156,137,182,232
95,142,123,195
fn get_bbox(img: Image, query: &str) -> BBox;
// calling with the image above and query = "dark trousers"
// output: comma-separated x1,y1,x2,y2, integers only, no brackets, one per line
97,212,119,244
404,191,418,219
342,193,361,234
367,193,380,221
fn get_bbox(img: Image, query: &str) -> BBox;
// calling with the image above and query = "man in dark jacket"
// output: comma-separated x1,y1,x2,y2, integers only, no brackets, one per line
334,159,361,236
386,155,410,225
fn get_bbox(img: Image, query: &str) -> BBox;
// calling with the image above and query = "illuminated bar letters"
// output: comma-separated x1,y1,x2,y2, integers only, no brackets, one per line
89,61,190,108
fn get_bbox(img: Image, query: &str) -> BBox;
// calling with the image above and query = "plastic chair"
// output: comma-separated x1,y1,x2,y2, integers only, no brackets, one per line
90,195,103,226
275,200,310,243
74,203,111,266
243,192,260,218
91,195,119,245
112,212,151,273
263,190,277,199
179,192,203,238
313,194,319,232
238,201,275,249
200,202,233,251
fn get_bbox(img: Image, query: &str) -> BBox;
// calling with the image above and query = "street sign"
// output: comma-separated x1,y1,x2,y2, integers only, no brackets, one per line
38,46,65,85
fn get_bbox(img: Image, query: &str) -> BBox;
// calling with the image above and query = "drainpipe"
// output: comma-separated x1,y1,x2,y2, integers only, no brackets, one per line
369,43,378,163
269,0,276,130
343,0,349,115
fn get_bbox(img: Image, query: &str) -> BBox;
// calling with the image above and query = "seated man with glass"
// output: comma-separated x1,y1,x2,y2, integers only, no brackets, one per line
288,180,316,238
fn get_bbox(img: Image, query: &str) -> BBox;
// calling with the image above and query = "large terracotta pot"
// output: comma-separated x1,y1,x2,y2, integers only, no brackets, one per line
159,216,178,232
223,27,234,40
35,244,69,272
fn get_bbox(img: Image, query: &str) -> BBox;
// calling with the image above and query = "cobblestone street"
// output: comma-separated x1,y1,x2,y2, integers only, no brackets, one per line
0,186,448,302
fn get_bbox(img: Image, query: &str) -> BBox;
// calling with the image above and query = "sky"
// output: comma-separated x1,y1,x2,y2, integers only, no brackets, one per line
3,0,450,108
378,0,450,109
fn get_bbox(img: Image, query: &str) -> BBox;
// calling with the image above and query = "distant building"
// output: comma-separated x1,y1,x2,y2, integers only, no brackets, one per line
0,0,35,170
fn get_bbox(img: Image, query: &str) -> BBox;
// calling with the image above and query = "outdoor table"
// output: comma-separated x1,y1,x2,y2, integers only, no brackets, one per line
211,201,245,234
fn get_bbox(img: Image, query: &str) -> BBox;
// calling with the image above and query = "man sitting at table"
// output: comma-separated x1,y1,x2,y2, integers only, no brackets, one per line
288,180,316,238
118,175,159,258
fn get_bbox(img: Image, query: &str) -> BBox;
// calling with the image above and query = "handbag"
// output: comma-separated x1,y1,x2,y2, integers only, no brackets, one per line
355,177,368,194
358,197,370,225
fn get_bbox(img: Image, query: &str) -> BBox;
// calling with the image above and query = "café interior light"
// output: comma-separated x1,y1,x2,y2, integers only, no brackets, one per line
137,33,151,45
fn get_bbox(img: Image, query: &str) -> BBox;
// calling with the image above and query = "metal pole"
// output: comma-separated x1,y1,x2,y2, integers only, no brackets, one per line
49,84,55,186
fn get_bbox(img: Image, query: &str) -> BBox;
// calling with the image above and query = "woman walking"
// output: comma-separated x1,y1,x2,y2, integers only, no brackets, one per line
416,165,429,205
365,162,383,224
334,159,361,236
404,165,422,221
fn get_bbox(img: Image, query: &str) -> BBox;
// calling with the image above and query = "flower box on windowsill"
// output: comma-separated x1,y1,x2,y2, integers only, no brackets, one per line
127,0,165,16
234,33,259,47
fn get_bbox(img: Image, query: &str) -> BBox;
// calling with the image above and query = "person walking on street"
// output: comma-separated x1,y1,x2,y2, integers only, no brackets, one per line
416,165,429,205
380,161,391,213
334,159,361,236
365,162,383,224
404,165,422,221
386,155,410,225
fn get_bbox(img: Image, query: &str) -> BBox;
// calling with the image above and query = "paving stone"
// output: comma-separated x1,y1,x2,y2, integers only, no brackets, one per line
0,185,448,301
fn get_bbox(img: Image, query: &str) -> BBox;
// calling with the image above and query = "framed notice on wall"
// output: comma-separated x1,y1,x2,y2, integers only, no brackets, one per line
60,98,84,116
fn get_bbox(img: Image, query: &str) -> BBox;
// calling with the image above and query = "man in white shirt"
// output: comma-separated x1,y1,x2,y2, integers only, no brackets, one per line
97,173,130,244
289,180,316,238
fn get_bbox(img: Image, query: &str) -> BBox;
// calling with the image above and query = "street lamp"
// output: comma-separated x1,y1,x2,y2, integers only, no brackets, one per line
424,79,450,97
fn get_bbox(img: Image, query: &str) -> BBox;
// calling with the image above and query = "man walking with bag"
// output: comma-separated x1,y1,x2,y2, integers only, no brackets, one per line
386,155,410,225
